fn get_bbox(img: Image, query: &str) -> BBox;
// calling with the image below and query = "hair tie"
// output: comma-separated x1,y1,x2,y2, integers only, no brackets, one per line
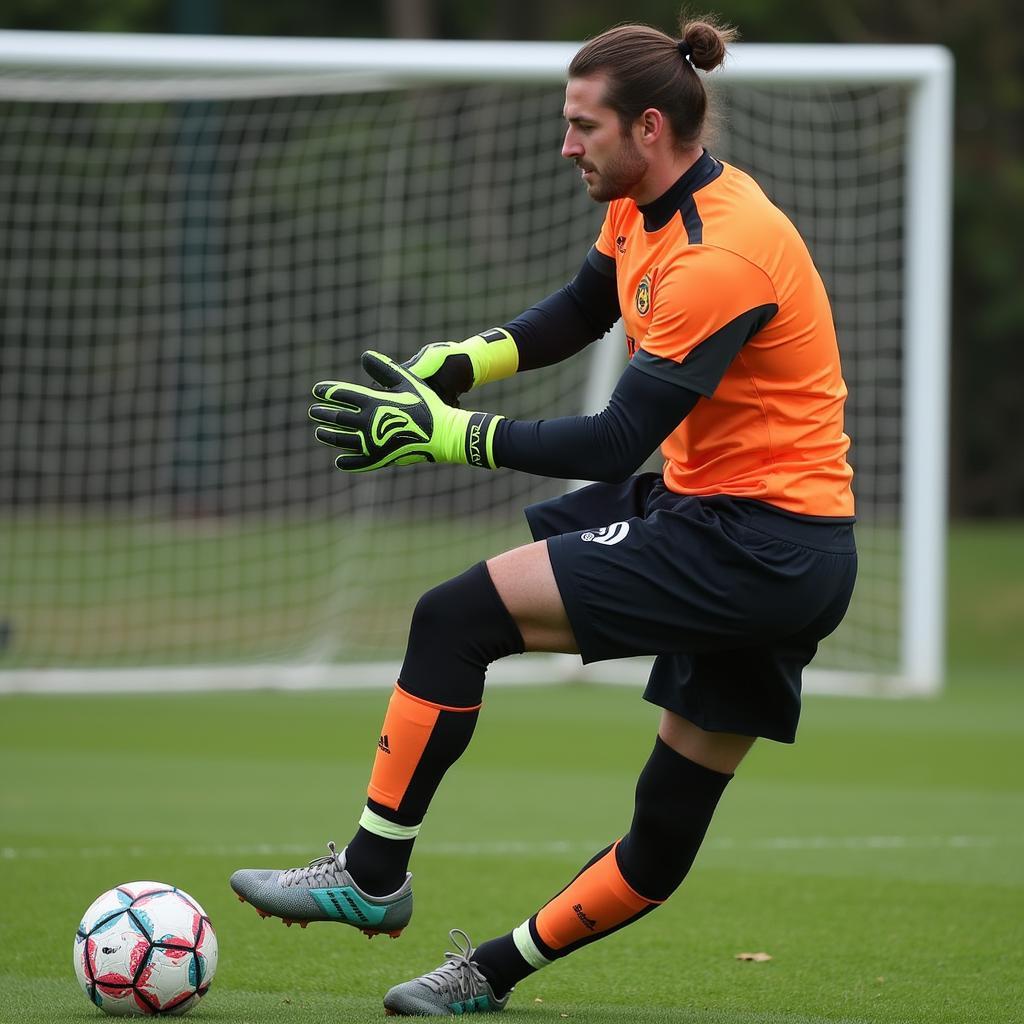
676,39,693,61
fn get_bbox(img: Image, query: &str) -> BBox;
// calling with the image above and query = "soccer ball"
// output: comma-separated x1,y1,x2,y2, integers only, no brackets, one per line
73,881,218,1016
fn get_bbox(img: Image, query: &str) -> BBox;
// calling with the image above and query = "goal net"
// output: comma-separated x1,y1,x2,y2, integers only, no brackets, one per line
0,34,951,696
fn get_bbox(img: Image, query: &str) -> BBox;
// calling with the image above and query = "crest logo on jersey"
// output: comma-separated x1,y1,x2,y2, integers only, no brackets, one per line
615,235,627,255
635,274,651,316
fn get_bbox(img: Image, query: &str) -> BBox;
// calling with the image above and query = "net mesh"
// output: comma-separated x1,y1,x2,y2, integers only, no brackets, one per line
0,69,906,678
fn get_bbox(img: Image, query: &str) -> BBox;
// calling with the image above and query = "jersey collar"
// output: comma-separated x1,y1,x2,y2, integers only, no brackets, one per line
637,150,722,233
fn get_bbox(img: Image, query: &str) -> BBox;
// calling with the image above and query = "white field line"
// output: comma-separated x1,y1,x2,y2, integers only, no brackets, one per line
0,834,1012,861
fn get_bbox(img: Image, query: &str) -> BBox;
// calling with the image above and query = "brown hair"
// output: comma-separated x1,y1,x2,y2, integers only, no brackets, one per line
567,13,738,148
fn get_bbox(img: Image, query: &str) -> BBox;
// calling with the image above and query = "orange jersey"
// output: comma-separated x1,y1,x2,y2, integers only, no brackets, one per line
595,152,854,518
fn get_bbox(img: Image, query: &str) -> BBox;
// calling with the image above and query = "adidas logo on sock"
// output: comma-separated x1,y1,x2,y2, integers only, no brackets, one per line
378,734,391,754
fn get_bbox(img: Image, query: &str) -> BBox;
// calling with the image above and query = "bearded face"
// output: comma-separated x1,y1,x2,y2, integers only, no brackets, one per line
562,75,651,204
575,131,649,202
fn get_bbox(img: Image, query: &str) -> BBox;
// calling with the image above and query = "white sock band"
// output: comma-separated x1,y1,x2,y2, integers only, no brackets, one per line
513,920,553,970
359,805,421,840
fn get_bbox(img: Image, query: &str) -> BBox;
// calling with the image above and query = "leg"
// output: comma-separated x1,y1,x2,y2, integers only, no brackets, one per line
460,716,750,1002
344,549,565,894
382,717,750,1014
343,540,579,896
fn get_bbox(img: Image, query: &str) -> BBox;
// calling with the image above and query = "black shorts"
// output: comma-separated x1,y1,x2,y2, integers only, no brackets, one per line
524,474,857,743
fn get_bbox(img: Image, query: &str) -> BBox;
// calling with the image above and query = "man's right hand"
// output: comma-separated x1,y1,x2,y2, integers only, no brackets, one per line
402,327,519,407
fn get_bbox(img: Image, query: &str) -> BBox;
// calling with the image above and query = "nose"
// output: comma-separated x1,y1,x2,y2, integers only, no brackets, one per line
561,126,582,161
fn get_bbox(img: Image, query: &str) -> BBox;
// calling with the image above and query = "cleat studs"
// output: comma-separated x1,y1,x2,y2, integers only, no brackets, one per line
255,909,270,919
299,922,309,929
235,893,247,904
283,920,293,927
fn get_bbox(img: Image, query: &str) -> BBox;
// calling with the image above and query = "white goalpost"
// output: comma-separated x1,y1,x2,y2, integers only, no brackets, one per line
0,32,952,697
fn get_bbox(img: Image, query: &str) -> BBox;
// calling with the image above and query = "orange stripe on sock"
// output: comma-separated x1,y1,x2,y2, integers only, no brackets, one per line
366,684,479,811
535,843,660,951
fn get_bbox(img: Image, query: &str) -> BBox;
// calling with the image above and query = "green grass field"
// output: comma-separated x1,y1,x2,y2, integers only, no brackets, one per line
2,524,1023,1023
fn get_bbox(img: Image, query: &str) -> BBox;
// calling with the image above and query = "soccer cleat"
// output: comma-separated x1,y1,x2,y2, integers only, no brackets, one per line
383,929,511,1016
229,841,412,937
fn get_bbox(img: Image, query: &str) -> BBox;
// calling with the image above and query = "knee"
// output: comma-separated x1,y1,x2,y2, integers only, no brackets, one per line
400,562,524,705
408,577,464,640
408,567,517,655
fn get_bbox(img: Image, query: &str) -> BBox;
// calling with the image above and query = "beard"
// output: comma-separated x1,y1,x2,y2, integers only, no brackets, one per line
579,135,648,202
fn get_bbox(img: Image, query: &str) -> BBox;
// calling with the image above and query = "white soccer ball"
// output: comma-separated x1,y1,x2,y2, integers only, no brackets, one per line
73,881,218,1016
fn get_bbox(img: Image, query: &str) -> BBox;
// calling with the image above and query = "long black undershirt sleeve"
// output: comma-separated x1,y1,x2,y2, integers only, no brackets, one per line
493,362,700,483
503,248,620,371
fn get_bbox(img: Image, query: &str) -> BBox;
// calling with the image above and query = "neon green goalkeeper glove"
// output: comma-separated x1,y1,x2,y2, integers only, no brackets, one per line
401,327,519,406
309,351,503,473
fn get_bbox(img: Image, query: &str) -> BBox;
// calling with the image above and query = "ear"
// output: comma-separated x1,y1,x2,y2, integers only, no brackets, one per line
635,107,666,148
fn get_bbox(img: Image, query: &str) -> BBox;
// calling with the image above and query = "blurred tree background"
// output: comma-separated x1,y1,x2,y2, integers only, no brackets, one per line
3,0,1021,517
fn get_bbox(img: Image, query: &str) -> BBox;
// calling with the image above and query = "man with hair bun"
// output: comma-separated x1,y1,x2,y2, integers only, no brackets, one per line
231,15,857,1016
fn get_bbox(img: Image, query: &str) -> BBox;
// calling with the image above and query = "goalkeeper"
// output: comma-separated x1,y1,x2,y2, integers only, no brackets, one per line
232,13,857,1017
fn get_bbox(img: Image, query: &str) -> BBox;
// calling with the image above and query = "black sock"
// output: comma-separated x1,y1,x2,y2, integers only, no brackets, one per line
343,829,414,897
616,736,733,900
472,934,530,998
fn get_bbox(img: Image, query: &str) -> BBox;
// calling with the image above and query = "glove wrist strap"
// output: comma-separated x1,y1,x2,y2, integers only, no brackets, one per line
465,328,519,388
448,409,502,469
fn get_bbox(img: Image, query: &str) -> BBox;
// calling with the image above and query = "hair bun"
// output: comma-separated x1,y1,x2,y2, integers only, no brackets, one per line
680,18,736,73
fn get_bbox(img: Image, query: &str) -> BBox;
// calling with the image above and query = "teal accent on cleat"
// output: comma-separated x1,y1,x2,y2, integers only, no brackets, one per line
383,929,510,1016
229,841,412,934
308,885,389,927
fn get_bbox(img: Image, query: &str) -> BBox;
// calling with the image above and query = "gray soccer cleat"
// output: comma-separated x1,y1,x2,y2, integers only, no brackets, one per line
230,841,412,937
383,929,511,1016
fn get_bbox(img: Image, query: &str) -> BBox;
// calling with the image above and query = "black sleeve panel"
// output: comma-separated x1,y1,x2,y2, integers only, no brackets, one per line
492,362,700,484
632,303,779,398
503,247,621,372
585,246,617,278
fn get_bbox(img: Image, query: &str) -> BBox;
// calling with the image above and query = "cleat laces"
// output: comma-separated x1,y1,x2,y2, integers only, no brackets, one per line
418,929,489,1002
280,841,347,888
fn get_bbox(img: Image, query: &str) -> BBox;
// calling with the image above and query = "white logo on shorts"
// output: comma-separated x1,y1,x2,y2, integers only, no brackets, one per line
580,522,630,546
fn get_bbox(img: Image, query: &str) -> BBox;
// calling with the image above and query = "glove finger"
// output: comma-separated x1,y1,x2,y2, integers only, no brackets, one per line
308,403,361,429
314,425,365,454
361,351,412,391
335,450,429,474
334,453,372,473
311,380,361,406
